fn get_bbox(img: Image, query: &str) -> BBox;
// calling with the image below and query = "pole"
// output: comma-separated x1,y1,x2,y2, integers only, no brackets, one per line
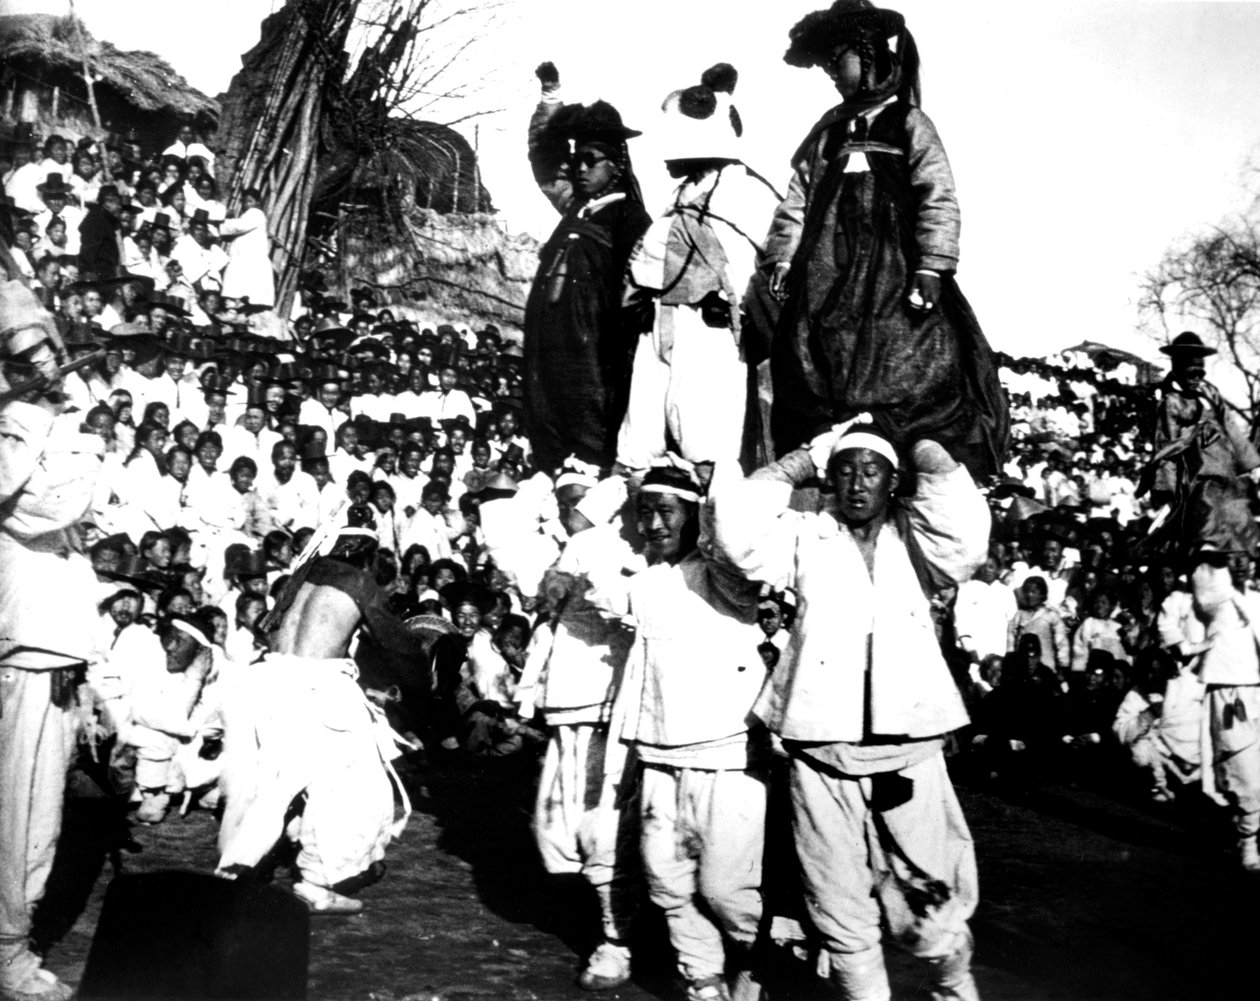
67,0,106,152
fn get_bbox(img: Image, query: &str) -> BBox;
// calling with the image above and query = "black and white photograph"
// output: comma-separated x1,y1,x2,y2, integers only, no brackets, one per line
1,1,1259,999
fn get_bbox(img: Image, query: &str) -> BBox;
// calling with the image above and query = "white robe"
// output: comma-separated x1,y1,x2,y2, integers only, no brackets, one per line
219,208,275,307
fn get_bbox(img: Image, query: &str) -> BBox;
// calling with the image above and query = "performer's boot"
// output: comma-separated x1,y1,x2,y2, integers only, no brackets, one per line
925,929,980,1001
577,940,632,991
727,943,766,1001
827,948,890,1001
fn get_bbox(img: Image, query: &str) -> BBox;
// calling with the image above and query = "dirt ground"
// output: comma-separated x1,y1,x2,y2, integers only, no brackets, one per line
31,750,1260,1000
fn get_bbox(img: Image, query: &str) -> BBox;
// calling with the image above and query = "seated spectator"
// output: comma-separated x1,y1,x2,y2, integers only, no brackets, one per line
1009,576,1070,683
1114,647,1206,803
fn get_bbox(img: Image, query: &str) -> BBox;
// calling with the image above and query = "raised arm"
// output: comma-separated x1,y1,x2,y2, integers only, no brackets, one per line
528,62,574,215
901,440,990,590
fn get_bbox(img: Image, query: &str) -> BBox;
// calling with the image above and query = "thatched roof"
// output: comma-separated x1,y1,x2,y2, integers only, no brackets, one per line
0,13,218,120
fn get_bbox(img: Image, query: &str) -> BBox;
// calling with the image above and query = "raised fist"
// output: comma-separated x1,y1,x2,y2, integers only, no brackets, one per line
535,61,560,92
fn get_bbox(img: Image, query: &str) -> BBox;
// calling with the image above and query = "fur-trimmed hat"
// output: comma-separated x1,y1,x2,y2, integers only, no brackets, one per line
659,63,744,162
784,1,905,68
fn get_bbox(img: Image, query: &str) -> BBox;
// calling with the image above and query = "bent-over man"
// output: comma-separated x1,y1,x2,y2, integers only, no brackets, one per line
215,523,426,914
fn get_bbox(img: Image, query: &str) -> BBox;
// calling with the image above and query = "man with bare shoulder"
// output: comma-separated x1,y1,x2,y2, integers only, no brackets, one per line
215,521,427,914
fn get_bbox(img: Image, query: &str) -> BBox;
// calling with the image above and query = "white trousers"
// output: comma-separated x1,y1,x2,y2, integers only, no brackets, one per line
533,723,637,941
639,765,765,983
1208,685,1260,837
217,655,399,887
0,667,74,987
790,752,978,969
617,305,746,469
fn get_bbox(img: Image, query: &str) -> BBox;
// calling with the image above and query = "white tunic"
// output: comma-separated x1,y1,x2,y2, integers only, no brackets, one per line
219,208,275,307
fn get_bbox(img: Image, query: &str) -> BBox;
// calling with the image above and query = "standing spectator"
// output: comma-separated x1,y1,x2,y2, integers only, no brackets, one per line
0,281,103,1001
219,188,275,309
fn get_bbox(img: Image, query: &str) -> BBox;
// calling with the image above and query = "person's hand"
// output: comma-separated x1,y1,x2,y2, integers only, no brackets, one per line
535,62,560,94
1249,467,1260,485
806,413,873,478
769,262,791,301
910,439,957,475
907,271,941,313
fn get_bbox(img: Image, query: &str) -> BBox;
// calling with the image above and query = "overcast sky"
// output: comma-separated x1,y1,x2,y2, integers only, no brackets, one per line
9,0,1260,362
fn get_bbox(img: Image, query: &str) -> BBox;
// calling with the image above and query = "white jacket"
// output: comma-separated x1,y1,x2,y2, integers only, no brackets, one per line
712,461,988,742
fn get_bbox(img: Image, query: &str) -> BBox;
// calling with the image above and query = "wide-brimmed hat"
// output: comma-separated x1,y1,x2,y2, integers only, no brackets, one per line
232,297,271,315
570,100,642,143
267,360,303,385
309,316,354,349
164,330,212,361
37,172,72,197
312,296,347,315
349,336,390,360
105,322,160,363
784,1,905,68
307,362,344,387
213,336,254,365
440,415,472,434
403,613,457,648
439,581,496,616
991,476,1036,501
149,292,190,317
1159,331,1216,358
187,208,212,227
63,321,103,351
224,546,269,579
98,553,169,591
476,471,519,501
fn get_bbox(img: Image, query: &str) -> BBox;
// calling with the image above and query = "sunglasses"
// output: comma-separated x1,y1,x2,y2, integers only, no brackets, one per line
574,151,612,169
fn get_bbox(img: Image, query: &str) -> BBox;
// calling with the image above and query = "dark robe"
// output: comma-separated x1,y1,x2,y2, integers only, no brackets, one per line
523,196,650,473
78,205,121,281
768,103,1009,480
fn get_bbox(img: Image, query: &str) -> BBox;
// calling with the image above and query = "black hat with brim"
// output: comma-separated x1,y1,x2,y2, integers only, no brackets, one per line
1160,331,1216,357
991,476,1036,500
784,0,905,68
570,100,642,142
439,581,496,616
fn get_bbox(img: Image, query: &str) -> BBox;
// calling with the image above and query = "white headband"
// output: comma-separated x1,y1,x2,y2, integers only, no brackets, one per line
639,483,701,503
169,617,210,647
831,431,899,469
555,471,598,491
556,455,601,492
338,526,379,542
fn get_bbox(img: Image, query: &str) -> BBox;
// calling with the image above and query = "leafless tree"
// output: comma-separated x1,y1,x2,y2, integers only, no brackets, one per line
1138,213,1260,423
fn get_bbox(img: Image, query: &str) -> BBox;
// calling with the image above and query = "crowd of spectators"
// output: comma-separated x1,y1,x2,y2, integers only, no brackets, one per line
0,119,1234,824
953,347,1221,807
1,115,1248,1001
